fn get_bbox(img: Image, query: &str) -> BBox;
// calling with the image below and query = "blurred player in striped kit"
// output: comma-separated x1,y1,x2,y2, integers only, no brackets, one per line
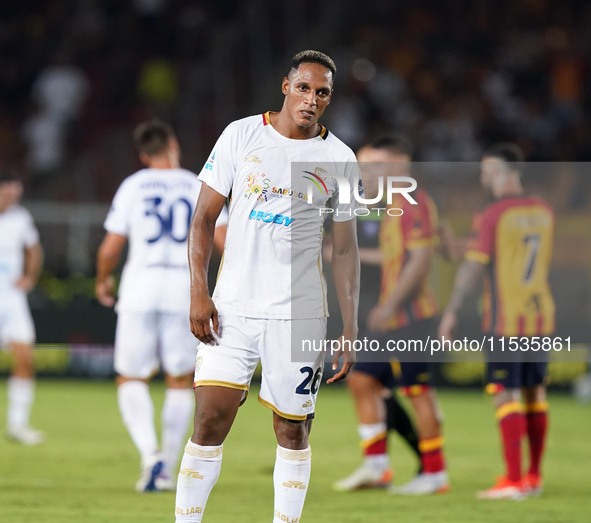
96,121,227,492
440,144,554,499
0,171,44,445
334,136,449,495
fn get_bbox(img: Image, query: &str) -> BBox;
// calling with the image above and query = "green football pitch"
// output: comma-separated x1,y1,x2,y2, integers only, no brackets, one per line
1,380,589,523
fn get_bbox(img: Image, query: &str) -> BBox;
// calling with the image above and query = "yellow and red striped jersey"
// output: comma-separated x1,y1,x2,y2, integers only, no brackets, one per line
465,195,555,337
379,188,439,330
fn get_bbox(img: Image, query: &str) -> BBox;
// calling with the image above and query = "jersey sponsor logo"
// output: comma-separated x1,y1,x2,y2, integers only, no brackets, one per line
270,187,309,203
249,210,294,226
205,151,216,171
244,154,262,164
244,172,270,200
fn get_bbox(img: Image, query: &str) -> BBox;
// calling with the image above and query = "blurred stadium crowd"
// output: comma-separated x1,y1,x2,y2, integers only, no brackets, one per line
1,0,591,204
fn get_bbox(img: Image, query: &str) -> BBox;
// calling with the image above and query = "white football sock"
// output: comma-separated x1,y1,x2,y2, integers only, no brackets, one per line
175,440,223,522
358,422,387,442
273,446,311,523
117,380,158,462
162,388,195,475
7,376,35,429
358,422,389,470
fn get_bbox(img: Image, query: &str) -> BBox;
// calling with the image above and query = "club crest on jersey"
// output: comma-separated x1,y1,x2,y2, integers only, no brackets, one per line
244,172,270,201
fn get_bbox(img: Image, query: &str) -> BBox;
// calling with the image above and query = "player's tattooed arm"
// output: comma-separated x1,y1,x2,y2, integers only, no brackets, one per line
188,184,226,345
96,233,127,307
328,218,360,383
438,259,485,340
15,243,44,292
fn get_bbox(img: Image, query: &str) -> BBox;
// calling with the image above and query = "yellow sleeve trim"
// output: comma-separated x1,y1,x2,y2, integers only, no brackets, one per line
465,250,490,265
360,432,388,449
193,380,249,391
495,401,525,420
419,436,444,453
258,396,309,421
525,401,549,414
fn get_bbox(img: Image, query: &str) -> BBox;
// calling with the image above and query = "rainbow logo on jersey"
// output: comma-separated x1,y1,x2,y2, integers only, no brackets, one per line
303,171,328,195
302,168,329,196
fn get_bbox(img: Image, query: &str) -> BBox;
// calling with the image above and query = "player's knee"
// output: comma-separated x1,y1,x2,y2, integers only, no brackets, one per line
346,372,363,392
193,405,232,445
165,372,193,389
11,344,34,376
523,384,546,405
274,416,309,449
347,372,379,395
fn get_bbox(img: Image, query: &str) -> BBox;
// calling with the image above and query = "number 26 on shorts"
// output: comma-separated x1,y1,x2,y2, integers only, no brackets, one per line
296,366,322,395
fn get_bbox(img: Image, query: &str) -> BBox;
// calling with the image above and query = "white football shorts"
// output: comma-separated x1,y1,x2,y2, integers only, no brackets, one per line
193,312,327,421
0,290,35,347
115,311,198,379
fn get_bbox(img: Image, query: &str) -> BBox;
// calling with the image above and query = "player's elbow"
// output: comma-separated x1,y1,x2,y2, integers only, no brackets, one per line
332,244,358,265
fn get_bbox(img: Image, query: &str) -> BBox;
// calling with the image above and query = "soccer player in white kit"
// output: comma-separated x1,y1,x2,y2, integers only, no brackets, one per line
0,172,44,445
96,121,227,492
174,51,361,522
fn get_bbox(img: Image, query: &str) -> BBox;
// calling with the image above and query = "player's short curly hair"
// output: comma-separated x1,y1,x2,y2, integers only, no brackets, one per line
483,143,525,172
290,50,336,78
133,119,176,157
370,134,414,160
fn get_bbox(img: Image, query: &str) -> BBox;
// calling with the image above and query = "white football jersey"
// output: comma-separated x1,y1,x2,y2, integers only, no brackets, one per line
104,168,228,313
199,112,361,320
0,205,39,300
